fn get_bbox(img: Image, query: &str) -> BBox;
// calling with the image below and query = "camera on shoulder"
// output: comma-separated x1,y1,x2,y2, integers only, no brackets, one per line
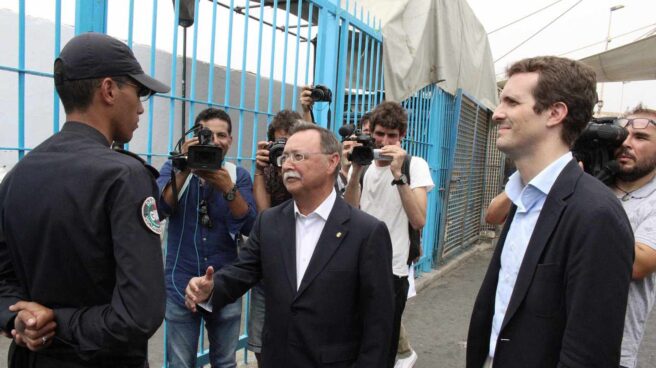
572,117,627,184
170,126,224,171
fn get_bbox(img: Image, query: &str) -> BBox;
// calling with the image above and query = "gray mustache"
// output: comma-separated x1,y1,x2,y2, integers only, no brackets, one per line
283,171,301,181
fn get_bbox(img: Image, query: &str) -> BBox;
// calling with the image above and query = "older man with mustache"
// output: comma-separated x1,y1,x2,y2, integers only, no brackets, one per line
185,123,395,368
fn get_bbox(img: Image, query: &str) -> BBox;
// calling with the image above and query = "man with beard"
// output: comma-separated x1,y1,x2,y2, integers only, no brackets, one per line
613,104,656,368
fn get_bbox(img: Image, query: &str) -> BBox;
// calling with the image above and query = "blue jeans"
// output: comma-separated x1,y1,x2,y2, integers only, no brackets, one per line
165,298,242,368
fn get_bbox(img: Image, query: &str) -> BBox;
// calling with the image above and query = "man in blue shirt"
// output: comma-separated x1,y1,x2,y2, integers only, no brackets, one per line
157,108,256,368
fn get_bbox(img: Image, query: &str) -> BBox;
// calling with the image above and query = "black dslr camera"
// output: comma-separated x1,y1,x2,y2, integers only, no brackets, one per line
171,126,224,171
310,85,333,103
572,117,627,184
339,124,387,166
268,137,287,167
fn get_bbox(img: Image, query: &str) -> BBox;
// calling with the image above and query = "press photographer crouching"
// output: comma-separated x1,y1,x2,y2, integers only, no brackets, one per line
249,109,301,367
157,107,256,368
605,104,656,368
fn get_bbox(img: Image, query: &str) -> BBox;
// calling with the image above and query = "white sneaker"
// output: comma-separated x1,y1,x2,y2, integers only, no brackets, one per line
394,350,418,368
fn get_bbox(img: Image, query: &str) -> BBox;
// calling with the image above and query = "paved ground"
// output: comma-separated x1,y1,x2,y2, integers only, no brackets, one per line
4,244,656,367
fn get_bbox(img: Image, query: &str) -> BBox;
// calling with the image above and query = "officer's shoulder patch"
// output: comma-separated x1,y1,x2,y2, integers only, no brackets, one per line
141,196,163,235
113,147,160,179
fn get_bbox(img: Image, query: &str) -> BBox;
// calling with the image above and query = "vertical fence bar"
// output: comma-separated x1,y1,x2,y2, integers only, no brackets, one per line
333,18,351,132
279,0,292,108
360,23,369,117
346,24,356,125
124,0,136,151
224,0,235,108
17,0,26,159
353,28,363,125
237,0,251,166
290,0,303,112
372,24,381,108
313,0,340,127
266,0,279,118
75,0,107,34
303,3,314,87
250,0,266,173
187,0,201,127
168,0,182,152
53,0,62,134
146,0,159,163
207,0,219,103
127,0,134,48
366,22,376,113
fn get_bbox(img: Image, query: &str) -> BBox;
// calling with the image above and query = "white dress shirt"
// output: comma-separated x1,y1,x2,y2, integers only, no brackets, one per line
294,189,337,290
488,152,573,358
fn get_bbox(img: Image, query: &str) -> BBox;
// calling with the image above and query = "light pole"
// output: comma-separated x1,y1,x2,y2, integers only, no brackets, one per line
597,4,625,115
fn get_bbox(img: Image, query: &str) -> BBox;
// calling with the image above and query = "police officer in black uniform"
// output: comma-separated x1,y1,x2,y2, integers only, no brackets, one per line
0,32,170,368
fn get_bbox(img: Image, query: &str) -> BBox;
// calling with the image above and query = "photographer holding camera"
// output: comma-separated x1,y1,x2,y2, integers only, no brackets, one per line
614,104,656,368
249,109,300,367
344,101,434,368
157,108,256,368
300,85,332,123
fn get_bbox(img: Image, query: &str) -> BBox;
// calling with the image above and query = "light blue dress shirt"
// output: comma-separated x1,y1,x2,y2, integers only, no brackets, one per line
488,152,574,358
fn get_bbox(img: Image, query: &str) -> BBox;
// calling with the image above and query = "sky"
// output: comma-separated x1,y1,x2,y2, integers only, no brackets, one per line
1,0,655,115
465,0,656,115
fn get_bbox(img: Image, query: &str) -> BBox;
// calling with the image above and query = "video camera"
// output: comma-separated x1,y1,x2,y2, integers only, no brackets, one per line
572,117,627,184
338,124,391,166
170,125,224,171
268,137,287,167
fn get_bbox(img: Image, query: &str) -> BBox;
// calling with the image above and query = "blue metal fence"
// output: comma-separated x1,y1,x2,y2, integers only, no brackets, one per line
1,0,502,366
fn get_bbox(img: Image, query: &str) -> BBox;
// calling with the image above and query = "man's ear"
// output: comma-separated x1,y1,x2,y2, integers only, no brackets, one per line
546,101,568,128
98,78,116,106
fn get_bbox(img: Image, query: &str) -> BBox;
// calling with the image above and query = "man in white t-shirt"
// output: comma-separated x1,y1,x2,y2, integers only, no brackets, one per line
613,104,656,368
344,101,434,368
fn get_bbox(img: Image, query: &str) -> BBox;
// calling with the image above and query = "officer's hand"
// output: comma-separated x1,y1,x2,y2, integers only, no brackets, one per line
380,144,407,179
300,86,314,113
9,301,56,351
256,141,272,172
181,137,200,155
195,168,234,194
185,266,215,312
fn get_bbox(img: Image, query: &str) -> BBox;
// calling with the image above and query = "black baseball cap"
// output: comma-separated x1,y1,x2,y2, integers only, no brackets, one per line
54,32,170,94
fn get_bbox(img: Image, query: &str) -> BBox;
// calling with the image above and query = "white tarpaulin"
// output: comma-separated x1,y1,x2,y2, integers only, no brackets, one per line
354,0,498,109
579,35,656,83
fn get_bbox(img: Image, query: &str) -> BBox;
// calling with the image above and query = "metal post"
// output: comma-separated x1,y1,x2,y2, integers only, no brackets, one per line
313,0,340,128
597,4,624,115
74,0,107,34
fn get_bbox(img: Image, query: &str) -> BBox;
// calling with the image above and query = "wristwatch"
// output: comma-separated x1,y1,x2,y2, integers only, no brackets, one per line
223,185,238,201
391,174,408,186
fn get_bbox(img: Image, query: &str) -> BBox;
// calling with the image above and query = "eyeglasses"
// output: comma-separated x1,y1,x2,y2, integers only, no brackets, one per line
198,200,213,228
615,118,656,129
276,151,330,166
122,80,153,102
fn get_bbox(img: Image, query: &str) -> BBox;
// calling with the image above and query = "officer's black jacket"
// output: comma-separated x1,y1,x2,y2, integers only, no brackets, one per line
0,122,165,367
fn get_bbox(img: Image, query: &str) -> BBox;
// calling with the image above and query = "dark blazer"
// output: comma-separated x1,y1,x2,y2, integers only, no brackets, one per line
211,196,395,368
467,160,634,368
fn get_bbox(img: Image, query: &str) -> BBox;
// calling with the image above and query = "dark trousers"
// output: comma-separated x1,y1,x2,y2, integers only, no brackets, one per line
387,275,410,368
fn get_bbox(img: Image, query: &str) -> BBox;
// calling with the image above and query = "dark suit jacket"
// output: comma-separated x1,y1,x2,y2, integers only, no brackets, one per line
467,160,634,368
211,196,394,368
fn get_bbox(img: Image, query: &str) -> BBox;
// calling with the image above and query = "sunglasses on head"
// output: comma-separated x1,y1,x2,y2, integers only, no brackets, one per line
198,200,213,229
615,118,656,129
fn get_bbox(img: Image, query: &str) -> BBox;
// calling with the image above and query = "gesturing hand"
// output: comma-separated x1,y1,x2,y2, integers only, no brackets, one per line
185,266,215,313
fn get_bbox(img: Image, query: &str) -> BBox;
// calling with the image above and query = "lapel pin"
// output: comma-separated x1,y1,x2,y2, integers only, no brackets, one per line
336,232,342,238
